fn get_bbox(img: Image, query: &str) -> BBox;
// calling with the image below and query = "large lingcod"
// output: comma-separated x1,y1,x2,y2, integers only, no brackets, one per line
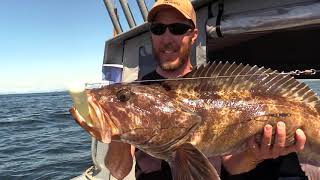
69,62,320,180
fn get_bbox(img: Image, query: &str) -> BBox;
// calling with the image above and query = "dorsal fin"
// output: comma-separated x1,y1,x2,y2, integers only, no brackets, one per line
164,61,320,113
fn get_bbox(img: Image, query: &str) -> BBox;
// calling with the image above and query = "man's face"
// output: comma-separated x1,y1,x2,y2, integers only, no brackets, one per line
150,8,198,71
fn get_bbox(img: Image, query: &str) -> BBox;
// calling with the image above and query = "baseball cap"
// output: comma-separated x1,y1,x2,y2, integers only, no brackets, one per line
147,0,196,26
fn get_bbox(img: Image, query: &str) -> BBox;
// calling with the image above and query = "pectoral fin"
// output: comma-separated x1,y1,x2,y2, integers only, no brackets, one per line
169,143,220,180
105,142,133,180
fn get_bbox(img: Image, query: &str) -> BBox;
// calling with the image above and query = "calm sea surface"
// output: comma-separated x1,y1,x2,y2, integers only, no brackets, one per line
0,80,319,180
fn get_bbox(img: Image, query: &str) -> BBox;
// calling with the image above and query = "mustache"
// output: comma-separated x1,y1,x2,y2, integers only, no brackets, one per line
160,43,178,51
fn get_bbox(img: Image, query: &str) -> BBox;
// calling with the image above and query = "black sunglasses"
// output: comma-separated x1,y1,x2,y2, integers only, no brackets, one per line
149,23,194,35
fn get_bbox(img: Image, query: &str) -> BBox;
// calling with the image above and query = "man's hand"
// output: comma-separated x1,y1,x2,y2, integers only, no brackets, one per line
222,121,306,175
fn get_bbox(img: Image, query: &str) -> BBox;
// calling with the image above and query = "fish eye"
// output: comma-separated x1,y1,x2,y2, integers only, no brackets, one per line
116,89,131,102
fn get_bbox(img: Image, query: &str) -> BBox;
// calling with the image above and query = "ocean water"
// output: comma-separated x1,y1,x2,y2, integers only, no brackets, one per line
0,92,92,180
0,80,319,180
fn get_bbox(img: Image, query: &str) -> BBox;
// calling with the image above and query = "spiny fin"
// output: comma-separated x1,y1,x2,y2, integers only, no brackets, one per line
164,61,320,113
169,143,220,180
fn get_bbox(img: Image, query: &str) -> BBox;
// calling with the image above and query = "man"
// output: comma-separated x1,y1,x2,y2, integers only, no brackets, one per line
135,0,308,179
105,0,308,179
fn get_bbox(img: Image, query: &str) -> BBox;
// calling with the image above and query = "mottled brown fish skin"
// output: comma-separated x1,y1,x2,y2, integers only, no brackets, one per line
83,81,320,163
182,87,318,156
70,62,320,180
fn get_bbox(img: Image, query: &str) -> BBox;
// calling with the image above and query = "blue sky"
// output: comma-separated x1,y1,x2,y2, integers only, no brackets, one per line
0,0,154,94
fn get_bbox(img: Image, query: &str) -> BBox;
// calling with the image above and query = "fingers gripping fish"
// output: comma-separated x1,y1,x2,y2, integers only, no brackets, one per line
69,61,320,180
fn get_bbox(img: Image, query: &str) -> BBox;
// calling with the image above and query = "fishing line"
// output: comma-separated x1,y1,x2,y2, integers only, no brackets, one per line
85,69,320,87
131,69,320,84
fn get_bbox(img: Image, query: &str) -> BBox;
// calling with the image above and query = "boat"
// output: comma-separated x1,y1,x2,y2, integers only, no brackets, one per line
72,0,320,179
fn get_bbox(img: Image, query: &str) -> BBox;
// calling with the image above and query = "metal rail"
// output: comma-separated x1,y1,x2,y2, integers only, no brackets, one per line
103,0,123,34
119,0,137,28
102,0,215,34
136,0,149,21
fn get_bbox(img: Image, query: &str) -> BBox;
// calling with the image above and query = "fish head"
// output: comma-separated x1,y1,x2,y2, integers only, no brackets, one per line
71,82,201,151
88,83,164,145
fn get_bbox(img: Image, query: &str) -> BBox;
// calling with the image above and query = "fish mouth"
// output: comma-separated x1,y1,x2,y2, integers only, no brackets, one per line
69,93,115,143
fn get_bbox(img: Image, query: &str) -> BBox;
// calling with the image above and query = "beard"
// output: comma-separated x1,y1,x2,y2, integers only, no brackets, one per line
158,56,185,71
153,40,191,72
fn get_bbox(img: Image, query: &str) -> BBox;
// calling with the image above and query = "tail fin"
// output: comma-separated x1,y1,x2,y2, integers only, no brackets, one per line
298,147,320,167
298,118,320,167
300,163,320,180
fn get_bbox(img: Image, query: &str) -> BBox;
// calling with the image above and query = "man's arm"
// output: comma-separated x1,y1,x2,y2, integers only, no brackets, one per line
222,121,306,176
